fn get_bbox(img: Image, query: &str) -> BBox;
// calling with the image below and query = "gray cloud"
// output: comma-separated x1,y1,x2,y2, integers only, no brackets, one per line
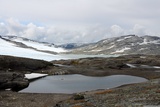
0,0,160,44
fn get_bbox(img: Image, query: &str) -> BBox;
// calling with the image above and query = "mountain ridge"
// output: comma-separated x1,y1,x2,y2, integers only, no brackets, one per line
1,35,160,55
68,35,160,55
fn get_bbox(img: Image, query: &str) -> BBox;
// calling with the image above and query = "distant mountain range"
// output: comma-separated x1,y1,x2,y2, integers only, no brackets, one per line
68,35,160,55
58,43,86,49
0,35,160,57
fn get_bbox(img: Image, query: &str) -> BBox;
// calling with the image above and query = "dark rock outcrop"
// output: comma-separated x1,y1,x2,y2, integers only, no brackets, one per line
0,55,53,72
0,55,54,91
0,72,29,91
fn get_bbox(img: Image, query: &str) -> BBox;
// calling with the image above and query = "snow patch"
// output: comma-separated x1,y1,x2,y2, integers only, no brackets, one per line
139,39,160,45
111,47,131,54
117,38,125,42
126,64,136,68
25,73,48,79
92,45,98,49
139,48,148,51
106,45,115,49
117,36,133,42
153,66,160,69
126,64,160,69
90,49,102,52
131,43,135,46
102,39,109,43
124,36,133,39
139,38,149,45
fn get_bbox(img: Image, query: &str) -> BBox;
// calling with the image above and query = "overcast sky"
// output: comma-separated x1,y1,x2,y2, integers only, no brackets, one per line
0,0,160,44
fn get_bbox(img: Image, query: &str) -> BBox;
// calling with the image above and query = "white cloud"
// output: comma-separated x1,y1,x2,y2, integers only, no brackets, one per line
0,22,8,34
110,25,124,37
6,18,25,35
132,24,147,36
0,18,158,44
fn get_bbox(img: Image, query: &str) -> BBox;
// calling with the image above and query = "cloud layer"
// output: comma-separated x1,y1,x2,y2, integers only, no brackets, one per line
0,0,160,44
0,18,153,44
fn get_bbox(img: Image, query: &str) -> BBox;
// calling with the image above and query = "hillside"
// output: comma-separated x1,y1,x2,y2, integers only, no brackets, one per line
0,35,67,61
69,35,160,55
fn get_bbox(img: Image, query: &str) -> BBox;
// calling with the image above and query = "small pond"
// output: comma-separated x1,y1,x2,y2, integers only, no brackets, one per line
20,74,147,93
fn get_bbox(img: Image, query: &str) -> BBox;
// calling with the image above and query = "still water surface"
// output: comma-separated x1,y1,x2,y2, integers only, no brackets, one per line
20,74,147,93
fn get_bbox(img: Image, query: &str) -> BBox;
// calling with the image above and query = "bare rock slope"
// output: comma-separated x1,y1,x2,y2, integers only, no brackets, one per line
69,35,160,55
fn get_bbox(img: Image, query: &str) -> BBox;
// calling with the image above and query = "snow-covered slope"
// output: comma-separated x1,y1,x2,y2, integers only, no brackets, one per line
0,36,67,61
2,36,66,53
69,35,160,55
0,35,115,61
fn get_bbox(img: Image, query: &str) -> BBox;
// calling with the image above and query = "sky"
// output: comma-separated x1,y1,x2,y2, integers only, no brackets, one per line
0,0,160,44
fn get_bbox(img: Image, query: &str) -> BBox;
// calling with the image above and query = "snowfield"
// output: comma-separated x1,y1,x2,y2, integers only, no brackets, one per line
0,37,114,61
0,37,67,61
6,37,67,53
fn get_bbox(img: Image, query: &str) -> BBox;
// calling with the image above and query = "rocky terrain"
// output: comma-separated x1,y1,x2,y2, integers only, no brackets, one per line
52,54,160,79
0,54,160,107
68,35,160,55
0,55,53,91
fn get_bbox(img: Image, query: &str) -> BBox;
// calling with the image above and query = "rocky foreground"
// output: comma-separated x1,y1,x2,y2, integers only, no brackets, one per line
0,54,160,107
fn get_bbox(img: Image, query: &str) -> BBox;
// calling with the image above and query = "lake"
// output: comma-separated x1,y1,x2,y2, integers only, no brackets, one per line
20,74,147,93
42,54,119,61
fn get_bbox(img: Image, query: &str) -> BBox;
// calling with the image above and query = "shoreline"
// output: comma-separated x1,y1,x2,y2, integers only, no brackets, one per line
1,78,159,107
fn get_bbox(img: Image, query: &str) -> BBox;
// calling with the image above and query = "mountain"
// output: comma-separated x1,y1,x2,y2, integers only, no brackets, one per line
69,35,160,55
1,35,160,59
58,43,88,49
0,35,67,61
